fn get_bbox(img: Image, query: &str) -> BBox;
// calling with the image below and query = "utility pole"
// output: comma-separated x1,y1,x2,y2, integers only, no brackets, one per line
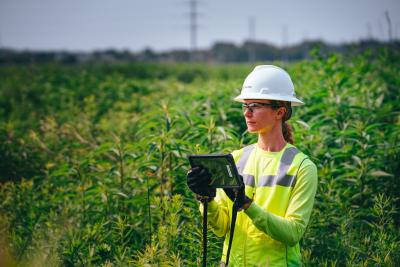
384,10,392,41
189,0,199,61
248,16,256,62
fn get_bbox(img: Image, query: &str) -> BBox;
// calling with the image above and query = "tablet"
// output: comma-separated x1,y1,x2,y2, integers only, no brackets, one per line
188,153,243,189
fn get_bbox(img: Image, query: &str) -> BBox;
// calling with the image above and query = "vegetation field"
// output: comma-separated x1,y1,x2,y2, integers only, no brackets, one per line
0,49,399,266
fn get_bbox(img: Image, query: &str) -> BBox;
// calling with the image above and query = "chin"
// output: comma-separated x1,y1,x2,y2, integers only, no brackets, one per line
247,127,259,133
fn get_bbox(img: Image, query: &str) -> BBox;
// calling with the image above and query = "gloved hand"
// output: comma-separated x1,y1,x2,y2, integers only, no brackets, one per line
187,166,216,199
223,183,252,211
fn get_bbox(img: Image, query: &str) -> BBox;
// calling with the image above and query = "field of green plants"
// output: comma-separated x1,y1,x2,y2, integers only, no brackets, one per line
1,48,399,266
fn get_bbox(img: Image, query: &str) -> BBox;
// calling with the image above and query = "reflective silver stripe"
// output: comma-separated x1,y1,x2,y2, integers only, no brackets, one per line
242,174,255,187
236,145,299,188
258,174,296,187
236,145,255,175
258,147,299,187
236,145,256,187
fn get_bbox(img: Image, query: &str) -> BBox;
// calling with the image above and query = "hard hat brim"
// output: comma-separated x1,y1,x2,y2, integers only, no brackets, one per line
234,92,304,106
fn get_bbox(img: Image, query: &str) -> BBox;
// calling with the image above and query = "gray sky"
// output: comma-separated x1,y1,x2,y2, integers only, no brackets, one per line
0,0,399,52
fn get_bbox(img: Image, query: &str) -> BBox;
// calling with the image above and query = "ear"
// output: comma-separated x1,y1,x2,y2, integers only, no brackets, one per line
275,107,286,120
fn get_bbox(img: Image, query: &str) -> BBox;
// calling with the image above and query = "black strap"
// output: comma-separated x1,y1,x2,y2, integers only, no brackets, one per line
202,200,208,267
225,198,239,266
202,197,239,267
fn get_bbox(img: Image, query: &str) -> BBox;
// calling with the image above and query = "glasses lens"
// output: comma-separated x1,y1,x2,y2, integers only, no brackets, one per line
242,103,252,112
242,102,275,113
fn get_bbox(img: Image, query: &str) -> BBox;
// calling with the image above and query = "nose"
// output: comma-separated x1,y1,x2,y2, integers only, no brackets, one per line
244,108,253,118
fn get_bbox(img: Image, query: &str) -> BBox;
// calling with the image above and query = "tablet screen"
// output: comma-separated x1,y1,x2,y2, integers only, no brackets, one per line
188,154,242,188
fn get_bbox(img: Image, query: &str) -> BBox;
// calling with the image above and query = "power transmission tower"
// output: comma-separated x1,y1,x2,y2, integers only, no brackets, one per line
189,0,199,61
384,10,393,41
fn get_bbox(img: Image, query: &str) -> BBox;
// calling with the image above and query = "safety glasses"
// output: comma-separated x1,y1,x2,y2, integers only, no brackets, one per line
242,102,277,113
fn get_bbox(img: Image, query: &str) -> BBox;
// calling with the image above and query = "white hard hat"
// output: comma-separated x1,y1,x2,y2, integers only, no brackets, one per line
234,65,304,106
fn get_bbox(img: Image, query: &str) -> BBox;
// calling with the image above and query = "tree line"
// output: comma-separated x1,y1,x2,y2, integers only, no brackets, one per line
0,39,399,65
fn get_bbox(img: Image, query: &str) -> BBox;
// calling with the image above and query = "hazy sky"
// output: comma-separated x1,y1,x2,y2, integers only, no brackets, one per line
0,0,399,52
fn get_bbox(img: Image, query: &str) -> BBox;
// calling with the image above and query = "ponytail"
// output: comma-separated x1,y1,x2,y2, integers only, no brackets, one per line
272,100,294,144
282,121,294,144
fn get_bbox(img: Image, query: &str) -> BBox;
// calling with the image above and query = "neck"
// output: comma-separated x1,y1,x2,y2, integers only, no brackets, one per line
257,124,287,152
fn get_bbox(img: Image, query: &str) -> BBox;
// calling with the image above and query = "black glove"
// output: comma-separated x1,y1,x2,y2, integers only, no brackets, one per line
187,166,216,199
223,183,252,211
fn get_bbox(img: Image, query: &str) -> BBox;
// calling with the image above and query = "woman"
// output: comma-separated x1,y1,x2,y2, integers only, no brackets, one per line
187,65,318,266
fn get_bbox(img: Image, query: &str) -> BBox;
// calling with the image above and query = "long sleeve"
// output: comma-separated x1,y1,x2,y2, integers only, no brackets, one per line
244,159,318,246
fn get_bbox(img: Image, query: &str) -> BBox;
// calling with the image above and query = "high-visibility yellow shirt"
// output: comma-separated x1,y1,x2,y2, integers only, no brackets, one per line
203,142,318,266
